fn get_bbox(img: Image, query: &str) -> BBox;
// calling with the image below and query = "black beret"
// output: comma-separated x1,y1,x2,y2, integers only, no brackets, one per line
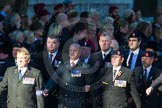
128,31,141,40
141,51,154,57
78,39,91,48
111,50,124,57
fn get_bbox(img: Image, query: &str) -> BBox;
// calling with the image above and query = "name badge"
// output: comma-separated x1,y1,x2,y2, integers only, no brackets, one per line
23,77,35,84
114,80,127,87
71,70,81,77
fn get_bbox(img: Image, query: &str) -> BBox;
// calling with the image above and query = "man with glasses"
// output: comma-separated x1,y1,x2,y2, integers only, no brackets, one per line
124,31,144,70
0,47,45,108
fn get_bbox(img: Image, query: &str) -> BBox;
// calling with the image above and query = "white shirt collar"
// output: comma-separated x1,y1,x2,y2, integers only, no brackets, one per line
143,65,152,73
70,58,79,65
130,48,140,55
18,67,27,76
102,48,112,55
143,65,152,80
113,66,122,72
48,50,58,61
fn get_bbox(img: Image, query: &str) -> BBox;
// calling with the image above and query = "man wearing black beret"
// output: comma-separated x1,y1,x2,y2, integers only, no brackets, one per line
124,31,144,70
134,51,161,108
101,50,141,108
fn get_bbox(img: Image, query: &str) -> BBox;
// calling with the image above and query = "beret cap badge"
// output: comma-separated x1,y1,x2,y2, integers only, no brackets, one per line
84,42,87,46
132,32,135,37
117,51,120,55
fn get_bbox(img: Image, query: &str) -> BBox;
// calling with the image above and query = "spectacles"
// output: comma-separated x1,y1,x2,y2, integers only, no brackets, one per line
128,39,138,42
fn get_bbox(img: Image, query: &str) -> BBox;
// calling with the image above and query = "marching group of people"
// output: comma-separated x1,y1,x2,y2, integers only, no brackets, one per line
0,0,162,108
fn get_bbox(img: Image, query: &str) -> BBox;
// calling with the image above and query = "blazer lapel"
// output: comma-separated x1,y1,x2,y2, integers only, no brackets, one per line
99,52,104,61
104,67,113,81
65,60,71,70
14,67,19,83
147,68,153,81
75,59,83,67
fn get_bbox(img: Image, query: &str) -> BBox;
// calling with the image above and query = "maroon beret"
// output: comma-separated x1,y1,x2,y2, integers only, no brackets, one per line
37,9,50,17
33,3,46,14
109,6,119,14
54,3,64,10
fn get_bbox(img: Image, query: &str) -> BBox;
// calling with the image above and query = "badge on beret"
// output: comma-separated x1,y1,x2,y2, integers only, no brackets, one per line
117,51,121,55
145,53,149,57
132,32,135,37
84,42,87,46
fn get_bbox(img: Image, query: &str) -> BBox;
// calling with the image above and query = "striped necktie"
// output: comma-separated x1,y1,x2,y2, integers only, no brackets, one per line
113,69,117,81
71,62,75,68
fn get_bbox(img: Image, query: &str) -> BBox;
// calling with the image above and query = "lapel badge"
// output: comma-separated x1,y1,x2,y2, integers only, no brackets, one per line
132,32,135,37
54,60,62,67
117,51,120,55
149,76,153,80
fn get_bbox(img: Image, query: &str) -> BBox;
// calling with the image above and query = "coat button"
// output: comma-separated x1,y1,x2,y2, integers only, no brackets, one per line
65,94,67,96
65,83,68,85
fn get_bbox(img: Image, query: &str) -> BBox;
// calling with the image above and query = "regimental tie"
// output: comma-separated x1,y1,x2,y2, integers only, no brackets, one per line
18,69,22,81
113,69,117,81
49,54,53,64
143,68,147,82
71,62,75,69
128,52,134,68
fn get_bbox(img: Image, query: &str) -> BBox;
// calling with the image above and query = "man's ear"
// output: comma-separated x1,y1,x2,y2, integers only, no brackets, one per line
121,57,124,63
138,40,141,45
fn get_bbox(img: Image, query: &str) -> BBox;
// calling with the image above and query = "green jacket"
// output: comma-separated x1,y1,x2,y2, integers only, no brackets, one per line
0,66,45,108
